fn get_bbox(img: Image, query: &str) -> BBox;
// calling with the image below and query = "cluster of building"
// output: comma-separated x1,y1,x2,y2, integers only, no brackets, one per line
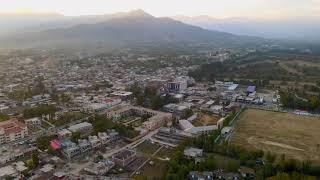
0,49,283,179
106,104,173,131
52,128,119,159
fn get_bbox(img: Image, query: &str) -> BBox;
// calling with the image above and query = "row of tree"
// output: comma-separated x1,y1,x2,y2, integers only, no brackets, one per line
165,127,320,180
23,104,58,119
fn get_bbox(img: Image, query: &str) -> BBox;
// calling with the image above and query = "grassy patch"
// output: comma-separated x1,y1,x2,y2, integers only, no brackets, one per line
139,158,168,179
136,141,161,155
0,113,9,122
155,147,175,160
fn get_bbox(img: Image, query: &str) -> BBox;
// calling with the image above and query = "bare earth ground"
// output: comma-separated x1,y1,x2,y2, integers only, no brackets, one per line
230,109,320,163
193,113,220,126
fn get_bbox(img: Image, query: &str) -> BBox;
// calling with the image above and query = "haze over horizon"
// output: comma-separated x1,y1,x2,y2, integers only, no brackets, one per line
1,0,320,19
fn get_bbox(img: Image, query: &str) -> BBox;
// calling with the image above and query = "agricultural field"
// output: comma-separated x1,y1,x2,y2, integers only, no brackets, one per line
230,109,320,163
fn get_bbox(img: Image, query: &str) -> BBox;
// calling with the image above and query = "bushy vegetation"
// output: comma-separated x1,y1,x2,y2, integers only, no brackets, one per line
129,82,165,110
36,135,57,151
188,51,320,87
88,115,139,139
50,112,86,126
0,113,9,122
280,90,320,111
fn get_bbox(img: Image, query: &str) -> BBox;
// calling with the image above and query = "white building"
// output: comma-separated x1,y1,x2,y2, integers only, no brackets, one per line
179,120,218,136
25,117,42,128
184,147,203,159
68,122,93,134
98,132,110,145
88,135,101,149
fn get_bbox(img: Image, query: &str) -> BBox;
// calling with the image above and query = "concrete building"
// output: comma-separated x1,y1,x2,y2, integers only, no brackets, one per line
184,147,203,159
98,132,110,145
209,105,223,115
0,119,28,144
189,171,214,180
179,120,218,136
78,139,91,153
153,127,192,146
110,91,133,101
167,79,187,93
106,105,172,130
57,129,72,139
0,165,19,179
68,122,93,134
61,141,80,159
24,117,41,128
88,135,101,149
83,160,115,175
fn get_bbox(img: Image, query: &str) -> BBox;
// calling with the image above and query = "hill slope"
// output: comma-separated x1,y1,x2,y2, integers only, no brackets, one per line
173,15,320,42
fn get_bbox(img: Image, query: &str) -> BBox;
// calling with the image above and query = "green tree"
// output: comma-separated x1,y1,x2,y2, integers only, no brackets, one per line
32,152,39,167
309,96,320,110
150,95,164,110
36,135,57,150
266,151,276,163
181,109,193,119
268,172,290,180
71,132,81,143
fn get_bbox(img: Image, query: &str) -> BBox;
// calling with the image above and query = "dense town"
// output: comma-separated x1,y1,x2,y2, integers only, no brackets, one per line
0,47,319,180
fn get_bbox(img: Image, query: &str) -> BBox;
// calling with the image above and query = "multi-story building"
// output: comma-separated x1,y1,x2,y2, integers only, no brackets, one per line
0,119,28,144
78,139,91,153
167,77,190,93
24,117,41,128
68,122,93,135
84,160,115,175
98,132,110,145
88,135,101,149
61,141,80,160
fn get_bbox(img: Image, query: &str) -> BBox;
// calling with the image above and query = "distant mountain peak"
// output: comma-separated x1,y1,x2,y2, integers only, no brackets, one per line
127,9,154,18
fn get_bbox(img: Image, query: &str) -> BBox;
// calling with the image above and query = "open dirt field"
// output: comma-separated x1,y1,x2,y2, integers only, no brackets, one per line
193,113,220,126
230,109,320,163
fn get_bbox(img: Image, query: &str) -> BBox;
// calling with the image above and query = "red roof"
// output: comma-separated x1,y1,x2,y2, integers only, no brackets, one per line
0,119,27,135
4,127,22,134
105,99,114,103
50,139,61,150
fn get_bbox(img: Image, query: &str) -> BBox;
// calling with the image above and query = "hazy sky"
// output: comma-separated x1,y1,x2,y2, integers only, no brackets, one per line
1,0,320,19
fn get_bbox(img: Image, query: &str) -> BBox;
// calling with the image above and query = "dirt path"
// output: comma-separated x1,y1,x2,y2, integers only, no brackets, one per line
261,141,305,151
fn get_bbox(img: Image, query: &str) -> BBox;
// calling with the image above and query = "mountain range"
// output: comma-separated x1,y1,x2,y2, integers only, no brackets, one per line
173,15,320,42
0,10,265,49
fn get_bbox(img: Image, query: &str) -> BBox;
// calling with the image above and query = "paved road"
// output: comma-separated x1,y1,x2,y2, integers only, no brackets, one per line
149,137,177,147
